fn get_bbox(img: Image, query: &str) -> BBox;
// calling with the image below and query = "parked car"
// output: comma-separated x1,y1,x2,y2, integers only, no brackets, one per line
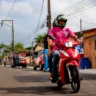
18,56,27,68
33,51,44,70
11,56,27,68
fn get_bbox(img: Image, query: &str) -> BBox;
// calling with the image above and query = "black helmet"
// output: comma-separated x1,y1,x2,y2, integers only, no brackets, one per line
56,14,67,28
52,19,57,27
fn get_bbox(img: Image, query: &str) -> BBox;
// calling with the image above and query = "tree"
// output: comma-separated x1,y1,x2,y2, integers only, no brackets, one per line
14,42,24,52
34,34,45,43
25,46,31,50
0,44,7,54
0,43,10,57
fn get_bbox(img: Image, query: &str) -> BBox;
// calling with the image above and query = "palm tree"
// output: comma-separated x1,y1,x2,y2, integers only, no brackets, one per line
34,34,45,43
0,43,10,57
14,42,24,52
0,43,7,53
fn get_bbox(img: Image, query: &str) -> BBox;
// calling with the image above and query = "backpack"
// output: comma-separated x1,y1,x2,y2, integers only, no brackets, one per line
42,34,48,49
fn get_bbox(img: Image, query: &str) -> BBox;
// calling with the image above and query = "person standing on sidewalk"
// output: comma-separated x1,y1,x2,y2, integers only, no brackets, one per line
3,57,6,66
43,48,49,72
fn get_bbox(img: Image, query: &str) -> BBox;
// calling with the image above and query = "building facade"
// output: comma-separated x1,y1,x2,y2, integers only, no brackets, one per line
75,28,96,68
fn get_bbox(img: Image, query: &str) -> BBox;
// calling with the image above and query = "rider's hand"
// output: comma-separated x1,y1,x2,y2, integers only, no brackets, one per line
77,39,82,44
72,34,82,44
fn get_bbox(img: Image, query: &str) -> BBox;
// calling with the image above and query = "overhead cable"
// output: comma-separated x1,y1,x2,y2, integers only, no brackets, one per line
5,0,17,20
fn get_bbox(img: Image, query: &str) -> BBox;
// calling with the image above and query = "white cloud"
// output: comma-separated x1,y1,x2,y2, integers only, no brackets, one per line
0,0,96,47
0,0,33,19
12,2,33,17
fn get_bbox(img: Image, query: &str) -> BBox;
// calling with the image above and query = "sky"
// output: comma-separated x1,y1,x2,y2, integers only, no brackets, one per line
0,0,96,47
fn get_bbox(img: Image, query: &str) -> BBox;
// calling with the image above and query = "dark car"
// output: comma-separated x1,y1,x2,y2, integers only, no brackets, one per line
11,56,27,68
33,51,44,70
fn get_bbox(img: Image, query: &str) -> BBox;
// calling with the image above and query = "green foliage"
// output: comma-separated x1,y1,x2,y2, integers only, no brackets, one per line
25,46,31,50
14,42,24,52
0,42,24,56
0,43,10,57
34,34,45,43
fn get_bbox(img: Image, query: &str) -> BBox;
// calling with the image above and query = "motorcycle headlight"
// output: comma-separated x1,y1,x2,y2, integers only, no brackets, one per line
64,42,72,47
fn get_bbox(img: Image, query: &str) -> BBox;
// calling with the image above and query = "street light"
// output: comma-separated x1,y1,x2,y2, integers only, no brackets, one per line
1,20,14,53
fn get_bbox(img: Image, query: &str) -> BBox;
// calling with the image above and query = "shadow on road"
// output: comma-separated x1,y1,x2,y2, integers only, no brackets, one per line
0,86,73,95
14,75,49,82
80,73,96,80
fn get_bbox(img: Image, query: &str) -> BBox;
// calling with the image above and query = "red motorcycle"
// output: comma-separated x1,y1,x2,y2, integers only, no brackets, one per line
49,36,81,93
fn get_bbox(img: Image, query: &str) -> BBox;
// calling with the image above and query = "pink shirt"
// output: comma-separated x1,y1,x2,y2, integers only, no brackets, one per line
48,27,75,51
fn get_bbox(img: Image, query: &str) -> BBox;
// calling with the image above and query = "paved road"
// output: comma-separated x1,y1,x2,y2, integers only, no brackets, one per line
0,65,96,96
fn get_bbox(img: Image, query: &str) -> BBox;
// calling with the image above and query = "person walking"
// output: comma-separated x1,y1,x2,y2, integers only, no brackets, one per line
43,48,49,71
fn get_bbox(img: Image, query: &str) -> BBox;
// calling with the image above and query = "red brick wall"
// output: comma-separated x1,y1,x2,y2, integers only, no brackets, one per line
84,38,96,68
75,28,96,68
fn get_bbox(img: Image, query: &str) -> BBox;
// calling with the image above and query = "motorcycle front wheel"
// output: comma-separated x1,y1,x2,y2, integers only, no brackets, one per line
68,66,80,93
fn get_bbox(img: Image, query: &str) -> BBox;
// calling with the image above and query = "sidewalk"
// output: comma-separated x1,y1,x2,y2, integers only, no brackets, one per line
80,69,96,74
1,64,96,74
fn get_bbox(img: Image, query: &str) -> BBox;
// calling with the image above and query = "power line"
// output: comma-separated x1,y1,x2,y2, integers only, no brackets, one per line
35,0,44,36
51,0,96,19
18,0,45,43
82,21,96,25
50,0,96,24
10,0,27,19
5,0,17,20
67,3,96,17
41,0,89,27
52,0,86,17
57,0,81,27
0,0,17,31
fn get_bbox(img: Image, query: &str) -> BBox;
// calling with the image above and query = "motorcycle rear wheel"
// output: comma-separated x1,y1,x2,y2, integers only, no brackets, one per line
68,66,80,93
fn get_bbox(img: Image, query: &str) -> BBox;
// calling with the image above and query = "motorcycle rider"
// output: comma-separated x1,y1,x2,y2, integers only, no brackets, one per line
48,14,81,82
48,19,57,79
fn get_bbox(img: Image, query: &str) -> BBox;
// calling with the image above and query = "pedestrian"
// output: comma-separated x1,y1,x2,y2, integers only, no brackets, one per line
3,57,6,66
15,54,19,67
12,53,16,68
43,48,49,72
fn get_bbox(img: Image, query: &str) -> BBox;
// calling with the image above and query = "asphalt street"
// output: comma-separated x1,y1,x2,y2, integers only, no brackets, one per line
0,65,96,96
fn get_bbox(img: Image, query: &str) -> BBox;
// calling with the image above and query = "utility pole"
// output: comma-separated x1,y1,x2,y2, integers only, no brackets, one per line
31,41,34,65
1,20,14,53
12,20,14,52
80,19,82,35
47,0,51,33
80,19,83,53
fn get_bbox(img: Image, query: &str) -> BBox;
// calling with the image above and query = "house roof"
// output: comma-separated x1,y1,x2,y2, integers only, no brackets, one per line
75,28,96,35
33,43,43,50
35,46,43,52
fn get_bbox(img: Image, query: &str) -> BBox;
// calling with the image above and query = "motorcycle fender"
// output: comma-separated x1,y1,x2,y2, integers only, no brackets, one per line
66,60,79,68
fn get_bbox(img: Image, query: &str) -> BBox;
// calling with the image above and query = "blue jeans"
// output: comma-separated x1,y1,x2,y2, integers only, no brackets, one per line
52,50,60,77
44,55,48,71
48,50,60,78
